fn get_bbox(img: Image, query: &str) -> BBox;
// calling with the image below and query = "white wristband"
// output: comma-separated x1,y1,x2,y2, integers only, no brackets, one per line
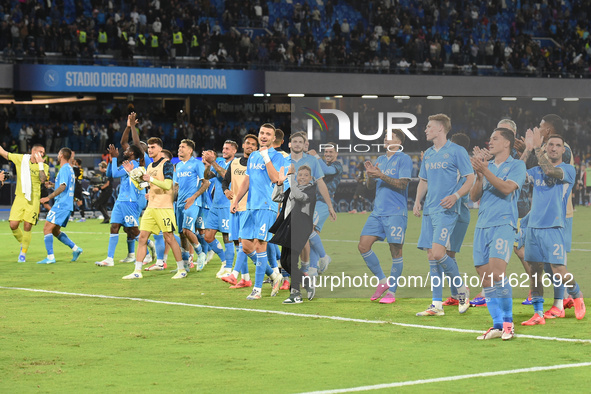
38,163,44,171
261,150,271,164
453,192,460,199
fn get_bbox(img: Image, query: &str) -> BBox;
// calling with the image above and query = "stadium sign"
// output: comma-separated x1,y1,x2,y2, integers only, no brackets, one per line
14,65,265,95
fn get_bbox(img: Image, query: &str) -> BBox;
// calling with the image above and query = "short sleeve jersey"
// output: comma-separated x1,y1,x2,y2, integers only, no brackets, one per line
373,151,412,217
476,156,526,229
54,163,75,211
174,157,204,206
419,140,473,215
112,158,141,203
526,162,575,229
245,148,284,212
8,153,49,201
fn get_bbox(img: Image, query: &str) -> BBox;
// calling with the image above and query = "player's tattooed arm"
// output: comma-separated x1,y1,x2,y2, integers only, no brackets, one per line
378,175,409,190
209,158,227,178
535,148,564,179
41,183,66,203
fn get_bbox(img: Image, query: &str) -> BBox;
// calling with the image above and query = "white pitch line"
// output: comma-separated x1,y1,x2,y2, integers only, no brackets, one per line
299,362,591,394
1,286,590,344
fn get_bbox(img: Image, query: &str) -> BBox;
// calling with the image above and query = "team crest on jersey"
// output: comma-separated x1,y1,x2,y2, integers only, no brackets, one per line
502,167,509,174
443,153,449,159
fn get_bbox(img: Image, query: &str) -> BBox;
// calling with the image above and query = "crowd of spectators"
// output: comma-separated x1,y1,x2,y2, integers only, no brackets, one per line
1,0,591,77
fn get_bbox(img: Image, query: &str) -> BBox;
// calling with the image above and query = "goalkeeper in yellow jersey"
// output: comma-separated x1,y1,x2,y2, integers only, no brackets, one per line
0,143,49,263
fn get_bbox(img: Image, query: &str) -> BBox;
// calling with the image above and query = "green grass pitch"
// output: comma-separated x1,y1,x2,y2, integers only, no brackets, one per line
1,208,590,392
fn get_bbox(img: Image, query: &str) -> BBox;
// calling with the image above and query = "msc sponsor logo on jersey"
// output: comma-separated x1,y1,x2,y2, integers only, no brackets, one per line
177,171,193,177
425,161,448,170
382,168,397,176
250,163,265,170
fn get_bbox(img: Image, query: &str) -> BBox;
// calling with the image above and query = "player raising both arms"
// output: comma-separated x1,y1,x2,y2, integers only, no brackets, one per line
0,143,48,263
470,128,526,340
359,130,413,304
414,114,474,316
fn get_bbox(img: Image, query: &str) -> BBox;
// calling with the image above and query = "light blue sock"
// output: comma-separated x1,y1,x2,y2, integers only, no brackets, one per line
544,263,565,301
532,296,544,317
496,277,513,323
281,268,290,278
235,244,248,274
436,254,464,290
181,248,190,261
246,250,257,266
484,286,503,329
567,281,583,299
44,234,54,255
154,232,165,259
310,248,320,270
430,260,443,302
254,252,269,288
174,233,181,246
266,244,278,269
207,239,225,263
361,250,386,280
389,257,403,293
57,232,75,249
309,232,326,258
224,242,235,268
448,257,458,297
197,233,208,253
107,234,119,259
127,237,135,254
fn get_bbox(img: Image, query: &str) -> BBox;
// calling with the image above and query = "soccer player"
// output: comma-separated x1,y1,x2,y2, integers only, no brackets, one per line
441,133,472,307
221,134,259,288
414,114,474,316
37,148,83,264
520,114,577,315
521,131,585,325
272,129,290,289
123,137,186,279
358,130,413,304
95,143,152,267
203,141,238,278
470,128,526,340
307,143,343,276
230,123,284,299
0,143,48,262
167,139,210,272
286,131,337,276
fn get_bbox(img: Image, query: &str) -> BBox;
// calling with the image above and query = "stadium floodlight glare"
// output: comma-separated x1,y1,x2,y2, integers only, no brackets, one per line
288,93,305,97
361,95,378,99
253,93,265,97
266,93,271,97
427,95,443,99
501,97,517,101
394,95,410,99
333,95,343,98
564,97,579,101
532,97,547,101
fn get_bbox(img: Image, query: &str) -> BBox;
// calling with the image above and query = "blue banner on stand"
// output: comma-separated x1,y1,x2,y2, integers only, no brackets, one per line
15,65,264,95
